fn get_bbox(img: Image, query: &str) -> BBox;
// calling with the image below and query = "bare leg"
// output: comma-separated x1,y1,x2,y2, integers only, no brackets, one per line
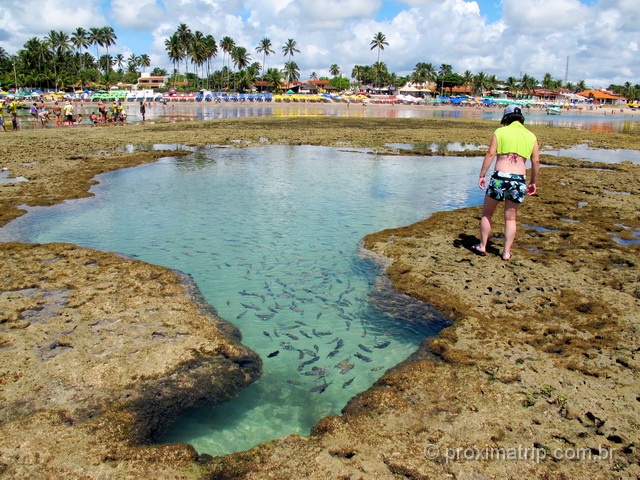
502,200,520,259
479,196,500,252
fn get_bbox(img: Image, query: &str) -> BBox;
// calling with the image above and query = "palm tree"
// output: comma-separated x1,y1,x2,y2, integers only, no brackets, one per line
370,32,388,87
329,64,340,77
100,26,117,74
264,67,283,91
70,27,89,72
231,46,250,89
505,76,520,95
220,36,235,89
165,33,183,89
115,53,125,72
576,79,587,92
139,54,151,72
282,60,300,83
175,23,192,76
256,38,274,78
204,35,217,89
127,53,139,73
46,30,71,90
542,72,554,90
472,71,489,95
462,69,473,92
88,27,104,63
190,31,207,87
282,38,300,60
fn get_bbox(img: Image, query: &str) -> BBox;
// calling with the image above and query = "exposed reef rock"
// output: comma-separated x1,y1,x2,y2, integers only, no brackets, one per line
0,117,638,479
0,242,261,478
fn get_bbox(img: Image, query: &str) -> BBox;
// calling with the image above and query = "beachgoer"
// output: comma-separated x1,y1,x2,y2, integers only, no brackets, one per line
38,107,50,126
118,103,126,124
30,103,38,126
474,105,540,261
139,101,146,122
0,102,6,132
76,113,82,125
53,102,62,127
8,99,19,131
63,101,74,126
98,102,107,123
90,112,98,126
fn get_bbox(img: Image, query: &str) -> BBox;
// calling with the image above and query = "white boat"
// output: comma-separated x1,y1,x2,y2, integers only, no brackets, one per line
546,106,562,115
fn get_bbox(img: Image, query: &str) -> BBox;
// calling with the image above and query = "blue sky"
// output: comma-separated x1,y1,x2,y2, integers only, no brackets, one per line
1,0,638,87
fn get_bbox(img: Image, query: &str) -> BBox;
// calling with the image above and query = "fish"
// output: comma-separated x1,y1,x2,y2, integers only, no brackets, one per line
298,349,305,360
279,325,300,330
338,363,354,374
302,367,329,376
294,320,308,326
280,342,295,351
290,305,303,313
262,331,272,338
345,320,351,330
299,330,313,339
241,302,260,310
326,349,340,358
342,377,355,388
338,314,352,321
236,310,248,319
272,329,280,338
335,339,344,350
313,344,320,353
374,341,391,349
287,379,303,385
310,380,333,393
256,313,275,320
285,333,299,341
371,366,384,371
312,329,332,337
358,344,373,353
354,352,372,362
267,351,279,358
316,312,324,319
298,356,320,370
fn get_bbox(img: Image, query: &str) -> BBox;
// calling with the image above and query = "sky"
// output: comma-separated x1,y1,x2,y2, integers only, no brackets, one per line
1,0,638,88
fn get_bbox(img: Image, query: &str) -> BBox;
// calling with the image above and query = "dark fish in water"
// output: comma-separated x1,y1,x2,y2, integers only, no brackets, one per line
272,329,280,338
299,330,313,339
330,304,344,313
335,339,344,350
358,344,373,353
313,344,320,353
280,325,300,330
371,366,384,371
355,352,372,362
326,349,340,358
256,313,275,320
302,349,316,356
236,310,248,319
277,292,293,298
302,367,329,376
263,331,272,338
316,312,323,319
294,320,308,326
345,320,351,330
298,356,320,370
326,337,340,344
342,377,355,388
285,333,299,341
298,349,305,360
267,351,279,358
241,302,260,310
287,379,303,385
280,342,295,351
374,341,391,349
315,296,329,303
290,305,303,313
338,314,352,321
312,329,332,337
310,380,333,393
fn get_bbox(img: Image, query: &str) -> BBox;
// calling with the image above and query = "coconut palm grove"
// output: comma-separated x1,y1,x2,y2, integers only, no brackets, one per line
0,23,638,100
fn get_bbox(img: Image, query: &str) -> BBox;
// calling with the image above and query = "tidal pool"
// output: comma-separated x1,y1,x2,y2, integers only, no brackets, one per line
0,145,487,456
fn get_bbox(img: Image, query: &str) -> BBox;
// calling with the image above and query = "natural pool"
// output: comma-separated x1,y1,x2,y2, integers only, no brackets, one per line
0,145,485,455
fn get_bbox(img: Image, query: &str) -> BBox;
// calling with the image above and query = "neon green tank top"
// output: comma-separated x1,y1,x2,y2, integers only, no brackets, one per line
494,122,537,160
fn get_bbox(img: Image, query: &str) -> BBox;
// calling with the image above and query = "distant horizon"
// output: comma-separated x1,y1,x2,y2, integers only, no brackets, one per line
1,0,637,87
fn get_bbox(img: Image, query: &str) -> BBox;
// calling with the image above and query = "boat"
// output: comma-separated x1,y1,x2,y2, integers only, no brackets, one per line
546,106,562,115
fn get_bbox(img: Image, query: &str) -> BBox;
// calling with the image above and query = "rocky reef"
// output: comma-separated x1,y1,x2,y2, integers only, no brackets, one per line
0,117,638,479
0,242,261,478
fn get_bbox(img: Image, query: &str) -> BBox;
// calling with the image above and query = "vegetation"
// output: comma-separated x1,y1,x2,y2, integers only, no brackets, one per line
1,24,638,101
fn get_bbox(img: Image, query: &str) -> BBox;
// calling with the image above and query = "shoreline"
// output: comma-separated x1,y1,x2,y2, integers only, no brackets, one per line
0,116,638,479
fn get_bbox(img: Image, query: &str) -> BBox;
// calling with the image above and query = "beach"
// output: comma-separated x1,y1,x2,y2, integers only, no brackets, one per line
0,113,638,479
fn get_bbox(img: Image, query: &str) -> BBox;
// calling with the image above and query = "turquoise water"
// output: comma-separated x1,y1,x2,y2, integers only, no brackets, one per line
0,145,485,455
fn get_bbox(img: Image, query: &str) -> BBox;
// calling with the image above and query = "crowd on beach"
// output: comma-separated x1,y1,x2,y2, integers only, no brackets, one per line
0,97,150,131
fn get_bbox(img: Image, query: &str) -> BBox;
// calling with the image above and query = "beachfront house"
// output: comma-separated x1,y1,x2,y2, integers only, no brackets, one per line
137,73,169,89
576,89,628,106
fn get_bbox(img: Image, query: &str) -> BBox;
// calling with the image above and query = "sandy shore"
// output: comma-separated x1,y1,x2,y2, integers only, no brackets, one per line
0,115,639,479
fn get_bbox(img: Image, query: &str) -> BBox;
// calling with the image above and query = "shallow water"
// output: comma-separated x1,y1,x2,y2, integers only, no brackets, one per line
542,144,640,164
12,103,640,134
0,145,487,456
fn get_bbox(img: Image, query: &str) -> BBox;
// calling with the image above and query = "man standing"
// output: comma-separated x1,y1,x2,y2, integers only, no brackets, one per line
139,101,146,122
8,99,19,131
63,101,74,126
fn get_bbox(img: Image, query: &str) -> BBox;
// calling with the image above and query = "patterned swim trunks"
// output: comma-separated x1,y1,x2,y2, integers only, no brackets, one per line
486,171,527,203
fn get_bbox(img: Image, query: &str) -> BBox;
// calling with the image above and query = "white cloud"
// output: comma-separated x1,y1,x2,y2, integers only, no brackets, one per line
502,0,589,34
110,0,166,30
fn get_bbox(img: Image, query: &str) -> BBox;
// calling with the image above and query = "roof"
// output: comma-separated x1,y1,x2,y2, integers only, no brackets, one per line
576,89,627,100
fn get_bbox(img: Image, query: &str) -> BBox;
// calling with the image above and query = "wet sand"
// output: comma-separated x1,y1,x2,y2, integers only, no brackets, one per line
0,115,639,479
